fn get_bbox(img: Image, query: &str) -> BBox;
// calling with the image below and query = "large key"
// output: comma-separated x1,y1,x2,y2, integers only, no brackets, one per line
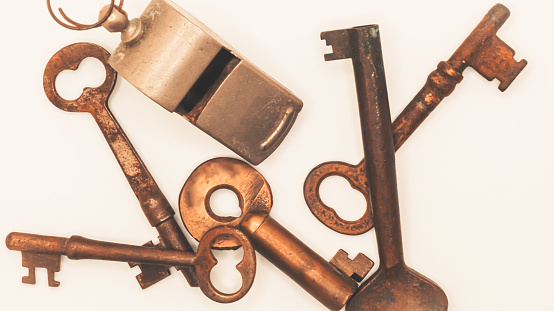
43,42,197,288
6,227,256,303
304,3,527,235
329,24,447,311
179,158,374,310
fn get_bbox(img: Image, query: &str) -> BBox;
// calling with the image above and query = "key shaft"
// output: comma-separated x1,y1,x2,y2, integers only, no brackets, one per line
7,232,196,267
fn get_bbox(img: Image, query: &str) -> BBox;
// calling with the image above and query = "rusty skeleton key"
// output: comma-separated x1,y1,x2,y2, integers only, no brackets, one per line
305,3,527,235
179,158,374,310
43,43,197,288
6,227,256,303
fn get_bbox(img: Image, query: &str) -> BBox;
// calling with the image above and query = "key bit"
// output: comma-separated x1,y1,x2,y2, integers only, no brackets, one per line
330,250,374,283
128,240,171,289
21,252,61,287
322,29,356,61
8,233,63,287
449,4,527,91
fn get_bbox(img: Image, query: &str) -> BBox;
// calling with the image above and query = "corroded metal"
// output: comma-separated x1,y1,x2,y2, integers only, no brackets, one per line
329,250,373,283
319,24,447,310
108,0,303,165
304,3,527,235
179,157,370,310
43,42,198,288
6,227,256,303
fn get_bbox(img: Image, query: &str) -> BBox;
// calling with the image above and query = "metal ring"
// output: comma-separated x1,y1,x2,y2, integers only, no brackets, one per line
46,0,124,31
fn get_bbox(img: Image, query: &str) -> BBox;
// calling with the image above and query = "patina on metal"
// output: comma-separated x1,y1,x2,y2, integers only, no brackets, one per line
97,0,303,165
304,3,527,235
43,42,197,288
179,157,373,310
319,24,447,310
6,227,256,303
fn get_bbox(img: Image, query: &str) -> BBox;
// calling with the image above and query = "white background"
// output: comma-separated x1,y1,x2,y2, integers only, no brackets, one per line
1,0,552,310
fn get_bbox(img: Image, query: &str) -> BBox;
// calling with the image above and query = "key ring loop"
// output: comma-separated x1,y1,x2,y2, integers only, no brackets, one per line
195,226,256,303
43,42,116,113
179,157,273,249
46,0,125,31
303,160,373,235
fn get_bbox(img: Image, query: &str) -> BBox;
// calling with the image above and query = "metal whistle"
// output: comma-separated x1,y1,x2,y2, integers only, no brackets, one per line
104,0,303,165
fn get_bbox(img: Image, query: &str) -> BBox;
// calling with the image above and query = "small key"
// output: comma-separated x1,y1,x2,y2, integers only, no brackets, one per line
6,227,256,303
305,3,527,235
179,158,374,311
43,42,197,288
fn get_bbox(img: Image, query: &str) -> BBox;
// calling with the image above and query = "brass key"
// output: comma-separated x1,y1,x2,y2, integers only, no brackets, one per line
6,227,256,303
179,158,374,310
304,3,527,235
43,42,197,288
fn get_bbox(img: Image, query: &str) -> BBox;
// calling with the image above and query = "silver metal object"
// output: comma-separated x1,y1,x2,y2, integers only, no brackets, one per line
108,0,303,165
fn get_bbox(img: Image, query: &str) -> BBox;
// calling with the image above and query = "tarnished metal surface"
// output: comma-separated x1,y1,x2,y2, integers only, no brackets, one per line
179,157,273,249
6,227,256,303
179,157,371,310
329,250,373,283
109,0,303,165
318,24,447,310
304,3,527,235
43,42,198,288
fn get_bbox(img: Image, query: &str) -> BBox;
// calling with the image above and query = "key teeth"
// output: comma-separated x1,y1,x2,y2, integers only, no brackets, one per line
498,59,527,92
129,240,171,289
21,253,61,286
321,29,353,61
135,266,171,289
330,250,374,282
22,268,36,285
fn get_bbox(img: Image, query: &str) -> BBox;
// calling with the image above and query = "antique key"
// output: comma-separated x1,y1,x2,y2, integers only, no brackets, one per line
48,0,303,165
6,226,256,303
179,158,374,310
304,3,527,235
43,42,197,288
328,24,447,311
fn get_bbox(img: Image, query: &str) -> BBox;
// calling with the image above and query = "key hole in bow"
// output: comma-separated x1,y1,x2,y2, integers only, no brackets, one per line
55,57,106,100
208,188,242,220
210,247,244,293
320,176,367,221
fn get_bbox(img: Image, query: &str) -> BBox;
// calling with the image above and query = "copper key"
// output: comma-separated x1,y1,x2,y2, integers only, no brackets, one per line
327,24,448,311
6,227,256,303
305,3,527,235
180,158,374,310
43,42,197,288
